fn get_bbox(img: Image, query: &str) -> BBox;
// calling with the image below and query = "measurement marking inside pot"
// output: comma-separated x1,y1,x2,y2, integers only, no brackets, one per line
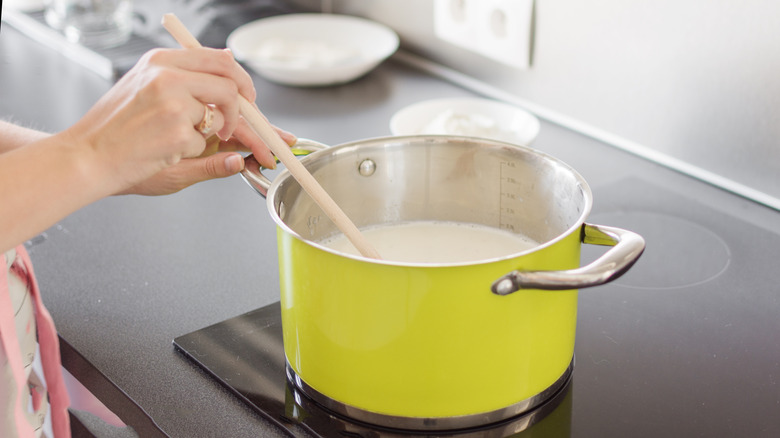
499,160,522,232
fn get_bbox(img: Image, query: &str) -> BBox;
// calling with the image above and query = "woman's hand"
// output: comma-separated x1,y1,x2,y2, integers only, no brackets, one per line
0,46,296,252
118,124,296,196
65,47,293,196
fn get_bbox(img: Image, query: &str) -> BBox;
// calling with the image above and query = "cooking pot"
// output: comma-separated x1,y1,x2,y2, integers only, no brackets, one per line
241,135,644,431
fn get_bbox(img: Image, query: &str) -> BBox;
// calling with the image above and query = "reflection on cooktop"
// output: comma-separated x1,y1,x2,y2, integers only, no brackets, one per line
173,302,573,437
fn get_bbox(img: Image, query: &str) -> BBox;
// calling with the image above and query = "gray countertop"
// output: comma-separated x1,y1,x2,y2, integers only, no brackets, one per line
3,18,780,438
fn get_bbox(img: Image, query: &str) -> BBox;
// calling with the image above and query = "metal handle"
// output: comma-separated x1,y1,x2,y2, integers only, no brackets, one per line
239,138,329,198
491,223,646,295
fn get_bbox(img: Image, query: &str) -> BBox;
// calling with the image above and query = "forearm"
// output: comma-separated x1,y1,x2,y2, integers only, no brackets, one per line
0,132,112,253
0,120,50,154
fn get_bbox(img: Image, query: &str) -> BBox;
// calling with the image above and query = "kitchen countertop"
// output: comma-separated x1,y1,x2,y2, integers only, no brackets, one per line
2,17,780,438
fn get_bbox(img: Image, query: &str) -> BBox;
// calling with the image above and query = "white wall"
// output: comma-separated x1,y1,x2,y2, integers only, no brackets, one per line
326,0,780,207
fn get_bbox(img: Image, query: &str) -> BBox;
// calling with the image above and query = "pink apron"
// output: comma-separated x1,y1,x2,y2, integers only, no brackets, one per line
1,245,70,437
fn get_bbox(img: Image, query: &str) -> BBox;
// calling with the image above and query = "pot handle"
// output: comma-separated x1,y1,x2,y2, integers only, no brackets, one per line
491,224,645,295
239,139,330,198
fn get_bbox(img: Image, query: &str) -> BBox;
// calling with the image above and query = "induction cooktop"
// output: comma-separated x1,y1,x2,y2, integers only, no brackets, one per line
175,178,780,437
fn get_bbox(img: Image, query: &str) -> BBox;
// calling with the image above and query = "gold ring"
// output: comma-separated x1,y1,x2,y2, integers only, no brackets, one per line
197,104,214,136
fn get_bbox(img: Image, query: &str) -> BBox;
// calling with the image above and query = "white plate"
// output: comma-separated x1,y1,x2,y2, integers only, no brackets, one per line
227,13,399,87
390,98,541,146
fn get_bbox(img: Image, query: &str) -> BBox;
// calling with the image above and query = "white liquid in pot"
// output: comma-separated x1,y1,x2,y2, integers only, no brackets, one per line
318,221,539,263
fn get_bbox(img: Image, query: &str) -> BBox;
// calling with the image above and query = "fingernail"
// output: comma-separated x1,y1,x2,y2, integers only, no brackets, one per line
265,152,277,170
217,129,231,142
225,154,244,173
281,130,297,145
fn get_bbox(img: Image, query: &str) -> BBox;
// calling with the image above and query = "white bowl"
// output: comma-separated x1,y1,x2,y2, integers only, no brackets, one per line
390,98,541,146
227,13,399,87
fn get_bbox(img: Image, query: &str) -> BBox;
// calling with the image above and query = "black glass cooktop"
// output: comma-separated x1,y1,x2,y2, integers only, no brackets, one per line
175,178,780,437
173,301,573,437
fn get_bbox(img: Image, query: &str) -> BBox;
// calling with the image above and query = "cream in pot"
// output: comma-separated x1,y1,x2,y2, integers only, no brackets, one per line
319,220,539,263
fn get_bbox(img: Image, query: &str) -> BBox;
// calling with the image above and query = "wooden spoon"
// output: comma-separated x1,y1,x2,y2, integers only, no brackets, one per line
161,13,381,260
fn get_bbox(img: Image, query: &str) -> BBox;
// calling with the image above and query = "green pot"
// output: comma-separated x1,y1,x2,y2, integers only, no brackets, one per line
241,135,644,430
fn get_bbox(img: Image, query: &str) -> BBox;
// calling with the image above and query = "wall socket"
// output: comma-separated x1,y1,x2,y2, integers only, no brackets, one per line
433,0,534,69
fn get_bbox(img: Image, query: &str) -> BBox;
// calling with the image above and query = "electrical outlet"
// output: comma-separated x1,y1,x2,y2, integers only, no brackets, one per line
434,0,534,69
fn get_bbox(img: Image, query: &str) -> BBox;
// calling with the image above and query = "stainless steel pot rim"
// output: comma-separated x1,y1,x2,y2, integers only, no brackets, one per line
285,356,574,432
266,135,594,268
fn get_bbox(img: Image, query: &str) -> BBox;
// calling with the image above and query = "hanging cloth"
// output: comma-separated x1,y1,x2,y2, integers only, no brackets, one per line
1,245,71,437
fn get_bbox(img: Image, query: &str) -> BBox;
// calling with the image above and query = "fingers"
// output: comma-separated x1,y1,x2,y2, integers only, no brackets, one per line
194,104,219,137
172,48,256,102
170,103,223,162
133,152,246,196
150,48,255,140
232,119,277,169
228,101,297,169
106,47,298,191
201,120,297,172
171,152,245,188
144,48,297,163
221,153,246,174
275,126,297,146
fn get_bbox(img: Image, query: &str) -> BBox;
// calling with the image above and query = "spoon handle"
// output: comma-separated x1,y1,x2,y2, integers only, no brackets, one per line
161,13,381,260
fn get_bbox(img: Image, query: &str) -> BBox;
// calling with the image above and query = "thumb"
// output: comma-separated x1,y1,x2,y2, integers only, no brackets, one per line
162,152,245,192
114,153,246,196
183,152,245,182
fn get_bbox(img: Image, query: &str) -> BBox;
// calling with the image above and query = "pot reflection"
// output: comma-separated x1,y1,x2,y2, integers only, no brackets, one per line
284,370,574,437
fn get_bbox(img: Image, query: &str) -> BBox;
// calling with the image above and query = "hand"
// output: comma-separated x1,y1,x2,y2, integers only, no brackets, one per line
118,124,296,196
1,47,297,252
64,47,291,196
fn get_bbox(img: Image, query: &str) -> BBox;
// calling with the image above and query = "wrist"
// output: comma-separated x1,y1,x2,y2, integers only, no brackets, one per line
53,129,120,201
